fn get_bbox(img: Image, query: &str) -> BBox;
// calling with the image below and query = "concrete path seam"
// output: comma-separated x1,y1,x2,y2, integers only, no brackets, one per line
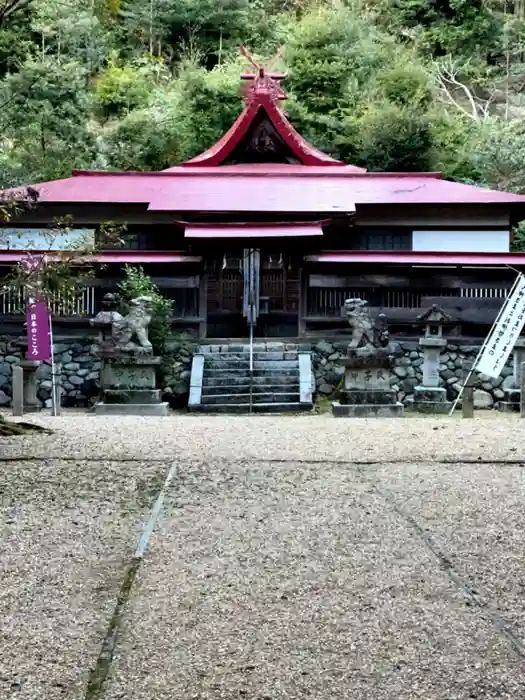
358,467,525,660
84,461,177,700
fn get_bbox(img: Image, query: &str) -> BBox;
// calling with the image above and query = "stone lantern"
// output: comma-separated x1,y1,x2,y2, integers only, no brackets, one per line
421,304,448,339
413,304,451,413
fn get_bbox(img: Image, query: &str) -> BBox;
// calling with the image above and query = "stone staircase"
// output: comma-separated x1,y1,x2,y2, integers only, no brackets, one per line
188,342,313,414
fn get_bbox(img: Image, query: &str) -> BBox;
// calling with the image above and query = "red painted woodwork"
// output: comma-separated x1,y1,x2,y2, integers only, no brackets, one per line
184,223,324,238
305,251,525,265
0,251,202,263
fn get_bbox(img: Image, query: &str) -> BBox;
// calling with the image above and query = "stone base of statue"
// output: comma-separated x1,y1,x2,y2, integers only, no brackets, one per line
13,336,42,412
497,389,521,413
331,348,404,418
19,359,42,412
413,386,451,414
94,352,168,416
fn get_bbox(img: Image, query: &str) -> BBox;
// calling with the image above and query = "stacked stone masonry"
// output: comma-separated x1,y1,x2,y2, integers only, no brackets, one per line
0,337,192,409
0,336,518,410
312,340,513,410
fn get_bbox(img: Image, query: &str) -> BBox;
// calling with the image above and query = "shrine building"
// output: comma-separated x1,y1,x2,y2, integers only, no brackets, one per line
3,52,525,341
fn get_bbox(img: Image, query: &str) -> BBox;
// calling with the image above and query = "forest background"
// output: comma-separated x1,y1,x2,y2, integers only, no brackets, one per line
1,0,525,217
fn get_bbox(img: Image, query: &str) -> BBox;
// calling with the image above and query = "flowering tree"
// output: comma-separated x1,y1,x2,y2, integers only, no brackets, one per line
0,188,125,435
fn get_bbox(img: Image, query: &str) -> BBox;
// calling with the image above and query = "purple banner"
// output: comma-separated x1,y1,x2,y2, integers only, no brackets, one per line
26,299,52,361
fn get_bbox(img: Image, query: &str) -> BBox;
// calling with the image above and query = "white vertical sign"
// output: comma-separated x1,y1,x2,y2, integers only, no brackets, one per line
475,274,525,379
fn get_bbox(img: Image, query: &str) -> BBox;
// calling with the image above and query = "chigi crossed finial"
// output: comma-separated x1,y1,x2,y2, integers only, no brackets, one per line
239,46,288,101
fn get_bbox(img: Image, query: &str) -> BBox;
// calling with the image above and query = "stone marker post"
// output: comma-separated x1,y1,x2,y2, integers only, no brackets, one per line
520,362,525,418
462,377,474,419
13,336,41,412
414,305,451,413
53,362,62,416
12,365,24,417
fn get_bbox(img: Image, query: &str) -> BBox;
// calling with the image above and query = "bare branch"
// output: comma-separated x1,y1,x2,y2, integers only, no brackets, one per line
0,0,33,27
431,58,492,121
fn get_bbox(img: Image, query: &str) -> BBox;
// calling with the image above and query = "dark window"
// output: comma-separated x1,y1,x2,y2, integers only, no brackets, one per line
355,230,412,250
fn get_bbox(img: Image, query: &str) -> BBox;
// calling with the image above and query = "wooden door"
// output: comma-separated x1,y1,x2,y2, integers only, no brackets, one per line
206,252,300,337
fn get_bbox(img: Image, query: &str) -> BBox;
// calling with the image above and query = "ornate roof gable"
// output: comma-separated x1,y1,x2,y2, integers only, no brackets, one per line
173,47,363,170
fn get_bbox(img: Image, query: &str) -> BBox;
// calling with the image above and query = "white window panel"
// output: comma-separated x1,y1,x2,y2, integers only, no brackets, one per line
412,229,509,253
0,228,95,250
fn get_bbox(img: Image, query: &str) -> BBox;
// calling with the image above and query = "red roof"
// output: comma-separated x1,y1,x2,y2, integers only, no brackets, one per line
3,48,525,214
9,169,524,213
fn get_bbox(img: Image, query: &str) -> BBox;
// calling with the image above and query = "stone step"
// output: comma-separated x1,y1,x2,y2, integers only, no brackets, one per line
201,392,300,405
94,402,169,416
189,402,312,414
102,389,162,404
200,343,299,353
204,362,299,377
204,351,298,361
205,359,299,370
202,375,299,389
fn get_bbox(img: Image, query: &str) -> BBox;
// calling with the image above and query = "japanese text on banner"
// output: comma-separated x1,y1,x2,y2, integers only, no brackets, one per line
26,299,52,362
476,274,525,379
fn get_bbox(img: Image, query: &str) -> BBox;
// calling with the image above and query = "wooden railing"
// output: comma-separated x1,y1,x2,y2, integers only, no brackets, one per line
0,286,97,316
306,287,466,317
305,286,512,328
0,284,200,318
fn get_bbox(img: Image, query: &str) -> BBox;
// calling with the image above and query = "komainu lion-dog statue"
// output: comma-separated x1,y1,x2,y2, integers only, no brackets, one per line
343,298,375,350
111,295,154,352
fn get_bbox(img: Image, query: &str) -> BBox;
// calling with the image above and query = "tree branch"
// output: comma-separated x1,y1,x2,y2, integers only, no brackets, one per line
0,0,33,27
432,58,492,121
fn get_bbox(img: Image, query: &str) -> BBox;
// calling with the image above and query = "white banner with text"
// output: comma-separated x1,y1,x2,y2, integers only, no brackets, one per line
475,273,525,379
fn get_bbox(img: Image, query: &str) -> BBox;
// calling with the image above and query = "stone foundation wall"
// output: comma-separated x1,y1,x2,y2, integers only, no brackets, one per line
311,340,514,409
0,335,518,410
0,336,192,409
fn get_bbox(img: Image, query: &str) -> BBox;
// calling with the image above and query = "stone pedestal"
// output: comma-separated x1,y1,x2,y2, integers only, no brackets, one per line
13,338,42,412
94,353,168,416
414,336,451,413
413,386,450,414
332,351,404,418
19,359,41,412
497,339,525,412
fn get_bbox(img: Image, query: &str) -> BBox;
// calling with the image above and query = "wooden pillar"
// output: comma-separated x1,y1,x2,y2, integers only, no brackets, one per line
198,270,208,340
462,377,474,419
298,266,307,337
53,362,62,416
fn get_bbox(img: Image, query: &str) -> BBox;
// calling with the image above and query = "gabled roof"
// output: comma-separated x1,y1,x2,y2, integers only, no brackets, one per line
169,52,355,169
2,49,525,215
10,170,524,213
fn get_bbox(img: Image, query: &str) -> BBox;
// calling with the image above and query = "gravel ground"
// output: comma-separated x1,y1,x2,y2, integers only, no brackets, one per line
2,410,525,464
1,411,525,699
0,454,167,699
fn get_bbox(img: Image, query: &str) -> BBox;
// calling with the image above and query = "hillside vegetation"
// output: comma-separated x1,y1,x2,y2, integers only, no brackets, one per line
1,0,525,194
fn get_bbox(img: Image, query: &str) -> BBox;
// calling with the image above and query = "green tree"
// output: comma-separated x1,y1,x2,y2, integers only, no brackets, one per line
31,0,112,69
101,58,242,169
387,0,501,59
0,0,36,76
0,58,95,185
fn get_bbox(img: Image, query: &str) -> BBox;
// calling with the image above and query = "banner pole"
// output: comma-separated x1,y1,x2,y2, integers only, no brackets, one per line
48,311,58,417
449,272,524,416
